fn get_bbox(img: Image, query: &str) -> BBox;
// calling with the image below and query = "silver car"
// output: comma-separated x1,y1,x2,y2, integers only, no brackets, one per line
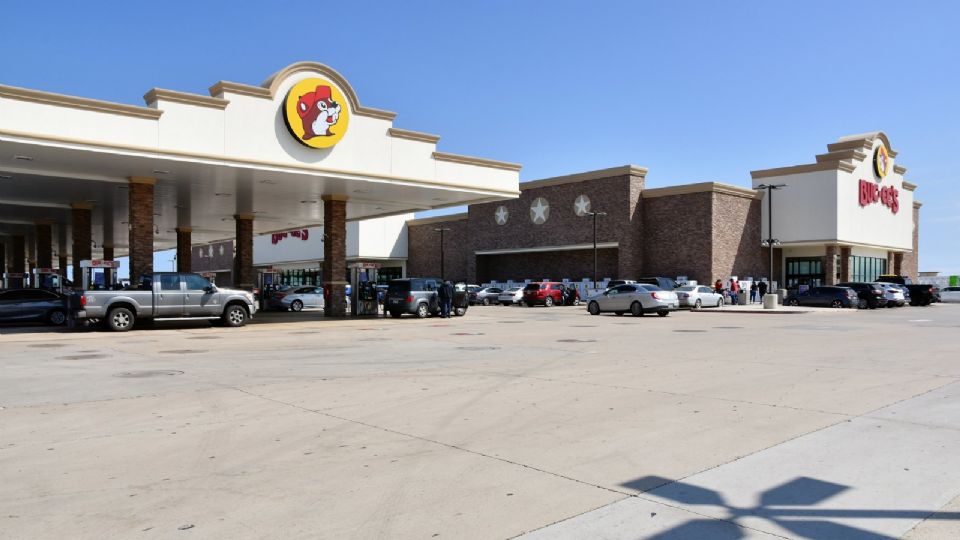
873,282,905,307
498,287,524,305
675,285,724,309
586,283,679,317
271,285,324,311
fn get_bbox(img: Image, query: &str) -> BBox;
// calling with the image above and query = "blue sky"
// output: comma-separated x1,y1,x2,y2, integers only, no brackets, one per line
2,1,958,275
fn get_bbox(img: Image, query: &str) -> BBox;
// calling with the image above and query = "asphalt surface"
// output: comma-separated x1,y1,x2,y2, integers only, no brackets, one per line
1,303,958,539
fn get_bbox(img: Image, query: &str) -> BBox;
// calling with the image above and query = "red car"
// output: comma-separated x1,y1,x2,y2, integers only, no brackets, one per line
522,282,566,307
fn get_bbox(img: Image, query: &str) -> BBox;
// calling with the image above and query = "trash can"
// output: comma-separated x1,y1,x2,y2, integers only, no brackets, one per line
762,293,778,309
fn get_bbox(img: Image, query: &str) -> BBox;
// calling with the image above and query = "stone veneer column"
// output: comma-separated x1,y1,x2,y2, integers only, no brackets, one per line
102,244,115,285
71,203,93,283
824,245,838,285
886,251,896,275
128,177,155,280
11,235,26,288
176,227,192,273
323,195,348,317
233,216,254,290
35,222,53,269
839,246,851,283
893,253,903,276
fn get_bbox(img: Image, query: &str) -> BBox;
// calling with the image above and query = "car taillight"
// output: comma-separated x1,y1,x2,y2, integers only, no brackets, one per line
872,289,882,295
651,292,661,299
80,295,87,307
274,292,286,299
406,295,414,303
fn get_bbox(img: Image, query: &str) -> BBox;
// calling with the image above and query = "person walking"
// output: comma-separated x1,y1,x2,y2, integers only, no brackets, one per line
730,278,740,305
757,280,768,301
714,279,723,295
749,282,758,304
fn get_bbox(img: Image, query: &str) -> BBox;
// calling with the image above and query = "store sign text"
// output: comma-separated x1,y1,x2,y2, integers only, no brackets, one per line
858,179,899,214
271,229,310,245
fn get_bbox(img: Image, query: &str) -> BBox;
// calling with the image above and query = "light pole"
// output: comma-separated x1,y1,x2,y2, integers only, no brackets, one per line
757,183,786,292
583,211,607,289
433,227,451,280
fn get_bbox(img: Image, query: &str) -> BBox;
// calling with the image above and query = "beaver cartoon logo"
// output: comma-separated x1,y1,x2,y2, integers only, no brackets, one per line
283,78,350,148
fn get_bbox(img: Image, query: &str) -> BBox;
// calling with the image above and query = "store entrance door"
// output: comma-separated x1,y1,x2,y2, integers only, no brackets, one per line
785,257,825,293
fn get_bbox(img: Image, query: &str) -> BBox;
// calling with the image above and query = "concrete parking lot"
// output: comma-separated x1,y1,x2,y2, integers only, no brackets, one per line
2,304,959,539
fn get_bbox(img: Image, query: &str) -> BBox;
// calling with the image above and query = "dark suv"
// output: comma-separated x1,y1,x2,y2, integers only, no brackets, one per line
837,282,886,309
786,286,858,308
637,277,679,290
385,278,469,318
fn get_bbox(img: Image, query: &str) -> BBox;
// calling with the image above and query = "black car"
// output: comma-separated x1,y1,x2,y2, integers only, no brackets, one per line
837,282,886,309
786,286,858,308
876,275,938,306
0,288,69,325
637,277,679,290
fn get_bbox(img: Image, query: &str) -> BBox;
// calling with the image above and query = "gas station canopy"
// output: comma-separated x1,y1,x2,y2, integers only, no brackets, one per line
0,62,521,257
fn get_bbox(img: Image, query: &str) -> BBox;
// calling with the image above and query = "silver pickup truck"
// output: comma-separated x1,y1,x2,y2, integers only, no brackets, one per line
75,272,257,331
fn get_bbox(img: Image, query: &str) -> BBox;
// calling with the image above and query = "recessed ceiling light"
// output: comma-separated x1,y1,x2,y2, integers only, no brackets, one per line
432,197,448,201
259,179,277,185
300,200,318,204
13,155,33,161
214,192,233,197
152,169,171,175
375,207,384,210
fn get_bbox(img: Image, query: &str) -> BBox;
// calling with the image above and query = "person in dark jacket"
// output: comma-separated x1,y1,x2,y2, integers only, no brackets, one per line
439,280,454,318
757,280,768,299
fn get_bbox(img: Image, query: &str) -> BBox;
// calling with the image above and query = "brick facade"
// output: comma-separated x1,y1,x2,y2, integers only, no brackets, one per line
128,179,155,279
176,227,192,273
824,245,838,285
407,167,766,287
322,197,348,317
233,216,254,290
900,203,920,279
71,204,92,282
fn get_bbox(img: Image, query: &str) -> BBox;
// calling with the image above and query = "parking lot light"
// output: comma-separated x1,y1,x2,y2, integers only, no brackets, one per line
757,183,786,291
583,211,607,289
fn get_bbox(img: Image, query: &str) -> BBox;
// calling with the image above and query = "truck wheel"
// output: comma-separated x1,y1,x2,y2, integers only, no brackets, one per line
416,303,429,318
47,309,67,326
107,307,135,332
223,305,247,327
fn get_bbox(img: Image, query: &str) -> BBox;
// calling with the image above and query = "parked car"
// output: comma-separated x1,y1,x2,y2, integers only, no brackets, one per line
876,275,938,306
0,288,68,325
471,286,503,305
873,282,905,307
785,286,858,308
675,285,724,309
269,285,324,311
74,272,257,331
384,278,468,318
837,282,886,309
940,286,960,303
586,283,678,317
498,287,524,305
605,279,636,289
522,282,566,307
637,277,679,290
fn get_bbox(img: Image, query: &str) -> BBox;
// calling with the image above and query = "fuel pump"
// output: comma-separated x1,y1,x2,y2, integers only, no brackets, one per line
348,262,380,316
2,272,27,289
79,259,120,290
31,268,63,292
257,269,281,310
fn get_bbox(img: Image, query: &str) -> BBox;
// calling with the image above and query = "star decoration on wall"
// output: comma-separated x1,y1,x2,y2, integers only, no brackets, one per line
495,205,509,225
574,194,591,216
530,197,550,224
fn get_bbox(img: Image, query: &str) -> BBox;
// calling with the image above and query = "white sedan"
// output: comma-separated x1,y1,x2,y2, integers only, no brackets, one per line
498,287,524,305
940,286,960,303
675,285,724,309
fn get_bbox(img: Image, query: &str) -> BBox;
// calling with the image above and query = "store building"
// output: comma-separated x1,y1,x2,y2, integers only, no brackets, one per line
407,132,920,291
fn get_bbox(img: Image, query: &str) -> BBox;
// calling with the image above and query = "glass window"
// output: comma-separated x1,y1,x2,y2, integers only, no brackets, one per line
183,274,210,290
159,274,181,291
613,285,636,293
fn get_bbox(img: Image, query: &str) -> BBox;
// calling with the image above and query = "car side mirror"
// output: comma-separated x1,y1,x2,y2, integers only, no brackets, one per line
204,285,216,293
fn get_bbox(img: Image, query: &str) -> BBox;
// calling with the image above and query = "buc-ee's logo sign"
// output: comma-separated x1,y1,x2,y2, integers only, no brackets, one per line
283,78,349,148
858,143,899,214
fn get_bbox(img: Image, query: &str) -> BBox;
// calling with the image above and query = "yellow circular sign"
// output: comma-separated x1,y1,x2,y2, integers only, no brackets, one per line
873,143,890,178
283,78,350,148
